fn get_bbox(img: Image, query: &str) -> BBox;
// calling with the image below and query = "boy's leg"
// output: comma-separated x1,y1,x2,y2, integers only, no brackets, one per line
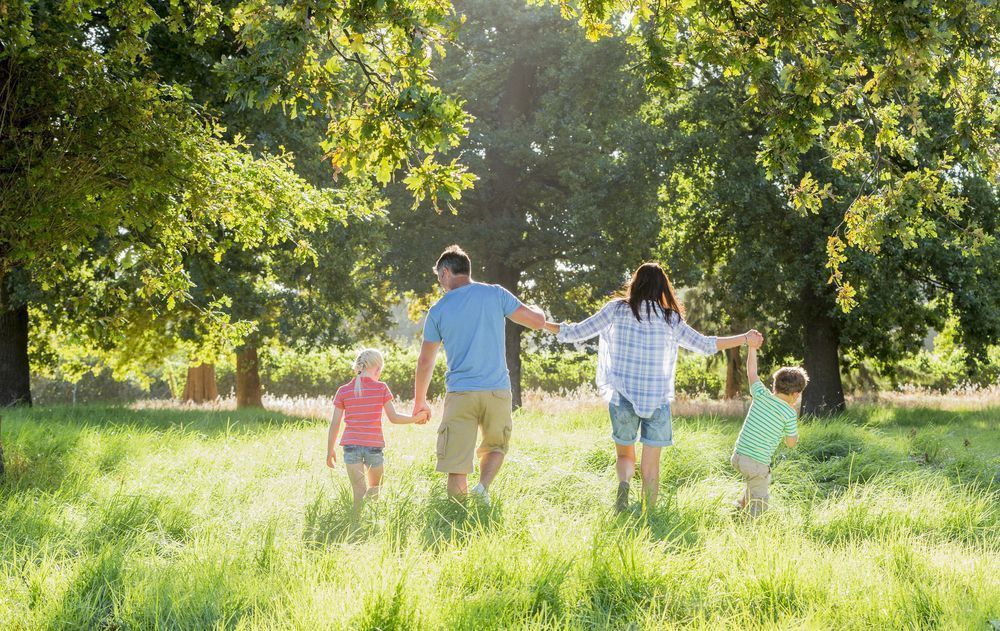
639,445,662,508
746,467,770,516
734,455,770,516
730,453,748,509
345,463,367,511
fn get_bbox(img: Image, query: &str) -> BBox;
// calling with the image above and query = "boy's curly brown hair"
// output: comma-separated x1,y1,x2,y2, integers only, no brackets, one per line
773,367,809,395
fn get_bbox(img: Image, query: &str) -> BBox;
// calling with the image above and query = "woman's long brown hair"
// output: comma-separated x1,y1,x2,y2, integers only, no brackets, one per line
621,262,685,322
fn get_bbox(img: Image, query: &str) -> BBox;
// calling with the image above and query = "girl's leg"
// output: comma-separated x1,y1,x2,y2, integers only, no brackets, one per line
639,445,662,508
365,465,383,500
345,463,367,512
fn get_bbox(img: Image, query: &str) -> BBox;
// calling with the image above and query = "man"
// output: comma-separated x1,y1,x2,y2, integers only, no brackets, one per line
412,245,545,503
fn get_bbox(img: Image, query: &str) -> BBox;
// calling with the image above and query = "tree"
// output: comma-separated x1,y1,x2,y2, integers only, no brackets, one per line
385,0,664,407
0,1,475,405
654,82,1000,414
567,0,999,309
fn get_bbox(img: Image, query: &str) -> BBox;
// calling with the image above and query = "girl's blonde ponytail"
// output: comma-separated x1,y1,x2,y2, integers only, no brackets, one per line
351,348,384,397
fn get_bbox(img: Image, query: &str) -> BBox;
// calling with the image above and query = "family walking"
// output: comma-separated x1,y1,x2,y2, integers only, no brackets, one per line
327,245,809,516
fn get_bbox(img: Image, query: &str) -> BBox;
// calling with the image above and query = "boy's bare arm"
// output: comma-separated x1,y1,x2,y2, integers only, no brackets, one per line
747,346,760,385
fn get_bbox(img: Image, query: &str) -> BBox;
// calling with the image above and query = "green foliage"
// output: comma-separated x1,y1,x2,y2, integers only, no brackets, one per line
673,354,724,398
385,0,663,324
564,0,1000,309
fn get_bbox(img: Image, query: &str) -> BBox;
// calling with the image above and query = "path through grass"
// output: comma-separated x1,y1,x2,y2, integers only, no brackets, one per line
1,401,997,628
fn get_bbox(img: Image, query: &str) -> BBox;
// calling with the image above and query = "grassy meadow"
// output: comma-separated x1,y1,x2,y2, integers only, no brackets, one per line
1,396,998,629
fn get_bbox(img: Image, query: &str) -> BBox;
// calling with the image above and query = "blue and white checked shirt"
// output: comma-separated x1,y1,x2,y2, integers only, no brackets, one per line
557,300,718,418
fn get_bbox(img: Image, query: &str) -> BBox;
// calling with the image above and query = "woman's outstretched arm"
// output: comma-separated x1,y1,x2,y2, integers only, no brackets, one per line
548,302,615,343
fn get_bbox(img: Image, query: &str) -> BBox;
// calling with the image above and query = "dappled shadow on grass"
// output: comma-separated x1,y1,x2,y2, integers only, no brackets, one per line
418,490,504,549
301,484,505,550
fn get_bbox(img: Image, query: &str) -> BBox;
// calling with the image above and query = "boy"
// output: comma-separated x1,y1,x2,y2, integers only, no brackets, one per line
731,340,808,516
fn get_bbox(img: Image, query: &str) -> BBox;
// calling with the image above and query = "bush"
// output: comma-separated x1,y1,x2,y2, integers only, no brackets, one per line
673,353,724,397
522,350,596,393
255,345,447,400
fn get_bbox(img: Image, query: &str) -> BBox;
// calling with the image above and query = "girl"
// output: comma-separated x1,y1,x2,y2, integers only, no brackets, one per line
326,348,428,512
544,263,761,512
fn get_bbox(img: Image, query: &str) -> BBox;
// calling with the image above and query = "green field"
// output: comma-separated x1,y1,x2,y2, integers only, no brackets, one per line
1,401,997,629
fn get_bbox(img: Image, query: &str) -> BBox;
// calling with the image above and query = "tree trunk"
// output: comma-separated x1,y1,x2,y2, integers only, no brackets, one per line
482,261,524,410
236,346,263,408
724,346,743,399
801,312,846,416
506,322,523,410
182,363,218,403
0,272,32,407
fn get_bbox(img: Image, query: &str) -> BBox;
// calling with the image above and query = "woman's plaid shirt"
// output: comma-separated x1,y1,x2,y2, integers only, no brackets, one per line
557,300,718,418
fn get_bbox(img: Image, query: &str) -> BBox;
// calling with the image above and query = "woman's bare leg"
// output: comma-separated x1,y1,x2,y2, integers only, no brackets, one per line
639,445,662,508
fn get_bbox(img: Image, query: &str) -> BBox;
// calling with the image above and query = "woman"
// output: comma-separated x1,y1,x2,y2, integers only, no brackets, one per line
544,262,761,512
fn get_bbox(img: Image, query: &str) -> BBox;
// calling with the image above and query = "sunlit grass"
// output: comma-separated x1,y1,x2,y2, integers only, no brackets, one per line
1,399,997,629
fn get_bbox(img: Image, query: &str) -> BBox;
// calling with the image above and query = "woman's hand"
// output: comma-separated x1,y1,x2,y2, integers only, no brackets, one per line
326,452,337,468
543,321,560,334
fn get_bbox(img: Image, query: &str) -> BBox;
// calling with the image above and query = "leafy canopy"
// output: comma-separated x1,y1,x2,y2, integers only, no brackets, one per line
553,0,999,309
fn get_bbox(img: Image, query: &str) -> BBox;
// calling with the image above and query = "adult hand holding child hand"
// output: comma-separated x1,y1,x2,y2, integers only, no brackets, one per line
746,329,764,349
414,409,430,425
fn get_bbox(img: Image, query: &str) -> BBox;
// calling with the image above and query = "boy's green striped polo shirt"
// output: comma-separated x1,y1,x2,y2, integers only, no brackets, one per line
734,380,799,465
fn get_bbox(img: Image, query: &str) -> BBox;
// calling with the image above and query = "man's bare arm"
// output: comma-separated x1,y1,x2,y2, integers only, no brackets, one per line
508,304,546,330
413,340,440,413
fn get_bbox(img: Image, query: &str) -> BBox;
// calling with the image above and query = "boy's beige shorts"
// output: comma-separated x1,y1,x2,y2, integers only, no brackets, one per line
731,452,771,515
436,390,513,474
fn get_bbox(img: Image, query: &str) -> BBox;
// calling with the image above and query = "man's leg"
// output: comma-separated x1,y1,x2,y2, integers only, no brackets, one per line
436,392,478,498
639,445,662,508
476,390,513,492
447,473,468,496
478,451,504,489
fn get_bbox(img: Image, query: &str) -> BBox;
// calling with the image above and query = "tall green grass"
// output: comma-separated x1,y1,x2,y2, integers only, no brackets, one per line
1,403,997,629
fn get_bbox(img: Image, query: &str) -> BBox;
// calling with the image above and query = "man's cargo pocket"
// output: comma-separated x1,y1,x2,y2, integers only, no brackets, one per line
436,425,449,459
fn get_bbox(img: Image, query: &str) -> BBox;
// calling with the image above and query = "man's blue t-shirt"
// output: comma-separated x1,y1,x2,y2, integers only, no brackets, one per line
423,282,522,392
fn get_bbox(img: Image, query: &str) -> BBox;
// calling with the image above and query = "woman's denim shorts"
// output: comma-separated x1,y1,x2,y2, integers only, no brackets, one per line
608,397,673,447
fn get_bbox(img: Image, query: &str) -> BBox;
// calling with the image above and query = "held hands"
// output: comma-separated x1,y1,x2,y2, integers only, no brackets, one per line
745,329,764,349
413,408,430,425
412,400,432,425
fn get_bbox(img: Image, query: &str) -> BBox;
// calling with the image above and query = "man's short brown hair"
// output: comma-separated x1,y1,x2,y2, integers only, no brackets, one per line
773,367,809,395
435,245,471,276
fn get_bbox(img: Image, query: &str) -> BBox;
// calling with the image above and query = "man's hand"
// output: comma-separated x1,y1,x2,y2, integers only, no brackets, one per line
326,452,337,468
414,409,430,425
413,400,432,423
746,329,764,349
